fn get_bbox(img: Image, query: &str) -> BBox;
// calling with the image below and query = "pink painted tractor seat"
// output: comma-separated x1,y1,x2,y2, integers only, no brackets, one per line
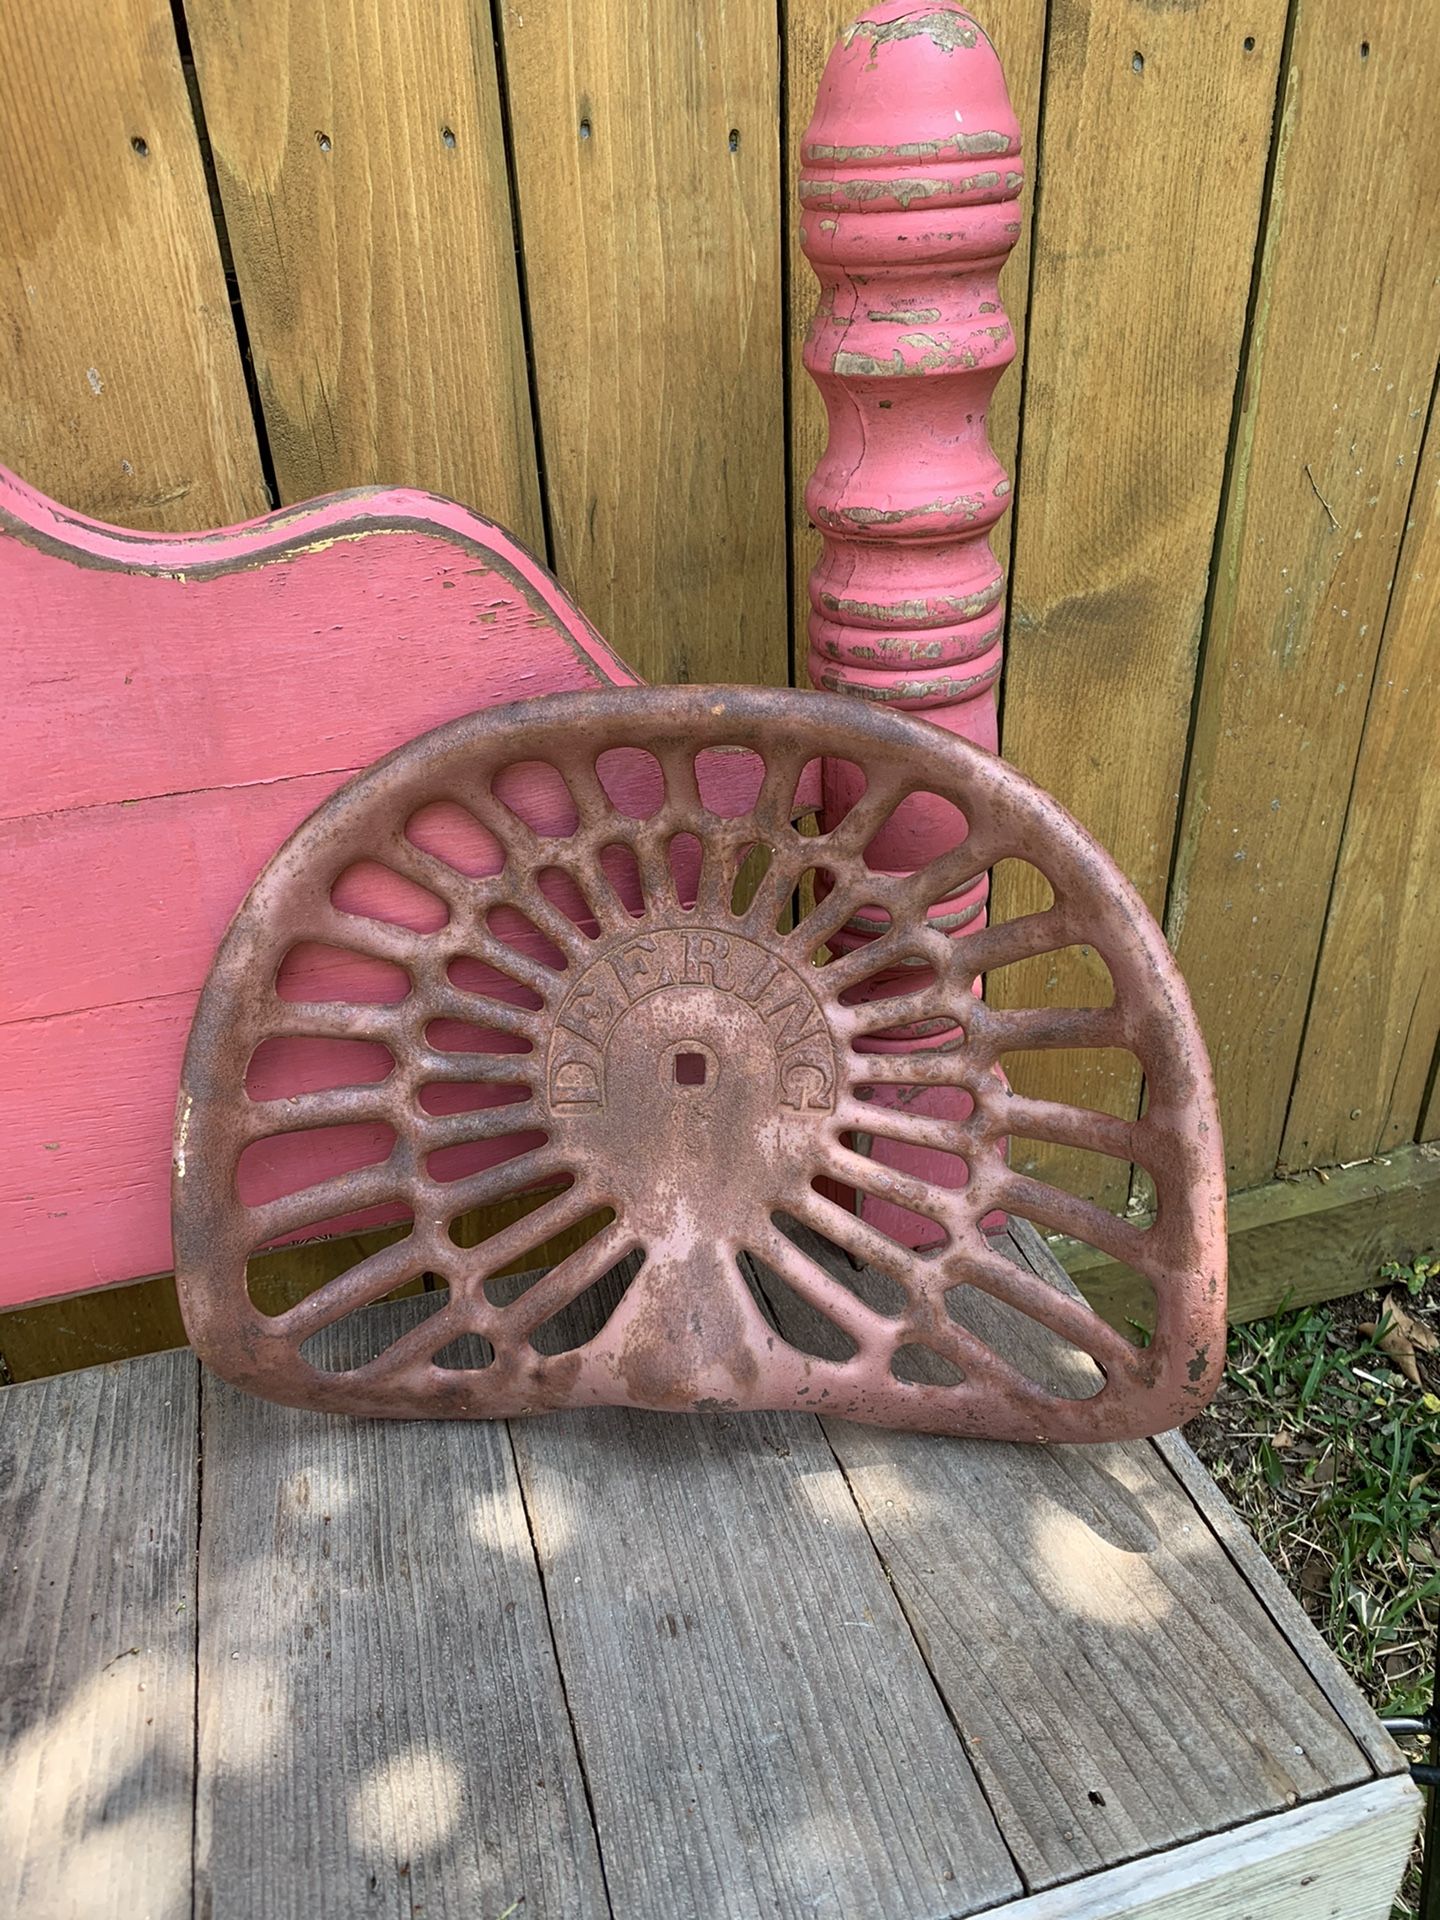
173,685,1226,1442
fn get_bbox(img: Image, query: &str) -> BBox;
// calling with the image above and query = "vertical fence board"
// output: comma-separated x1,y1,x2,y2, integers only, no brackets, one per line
0,0,266,527
971,6,1046,583
1281,385,1440,1169
785,0,1048,683
1168,1,1440,1189
988,0,1290,1206
183,0,543,545
499,0,787,687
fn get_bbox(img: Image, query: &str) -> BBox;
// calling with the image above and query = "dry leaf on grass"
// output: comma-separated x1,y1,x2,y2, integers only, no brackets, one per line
1358,1292,1439,1387
1386,1291,1440,1353
1358,1320,1417,1385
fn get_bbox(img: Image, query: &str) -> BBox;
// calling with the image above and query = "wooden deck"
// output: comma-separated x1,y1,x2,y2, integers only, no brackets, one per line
1,1226,1418,1919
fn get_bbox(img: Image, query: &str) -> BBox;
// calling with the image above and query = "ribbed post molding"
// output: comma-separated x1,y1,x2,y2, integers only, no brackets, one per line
799,1,1023,1243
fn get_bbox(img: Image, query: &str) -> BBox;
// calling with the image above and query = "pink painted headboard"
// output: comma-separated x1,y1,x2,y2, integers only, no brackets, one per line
0,470,646,1305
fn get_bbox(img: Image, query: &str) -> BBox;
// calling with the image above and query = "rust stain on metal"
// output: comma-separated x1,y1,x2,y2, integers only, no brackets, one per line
173,687,1227,1442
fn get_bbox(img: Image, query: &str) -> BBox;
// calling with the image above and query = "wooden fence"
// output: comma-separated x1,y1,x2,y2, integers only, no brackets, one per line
2,0,1437,1373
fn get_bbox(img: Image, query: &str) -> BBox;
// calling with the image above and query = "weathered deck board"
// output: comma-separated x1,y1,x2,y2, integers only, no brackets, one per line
0,1351,199,1920
510,1398,1021,1920
1,1237,1411,1919
497,1253,1020,1920
753,1223,1373,1889
195,1301,608,1920
1012,1218,1402,1778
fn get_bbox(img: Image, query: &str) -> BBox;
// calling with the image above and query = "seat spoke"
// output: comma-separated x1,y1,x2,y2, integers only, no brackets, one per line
246,1162,409,1247
811,766,911,859
833,980,960,1043
308,900,425,967
496,1217,638,1341
994,1171,1157,1276
276,1233,435,1345
940,908,1072,981
747,1216,898,1349
970,1003,1129,1057
825,1141,963,1236
380,830,484,901
435,1145,572,1219
466,787,547,864
893,825,1005,918
422,984,544,1040
262,1001,406,1045
243,1085,396,1139
988,1093,1136,1164
451,933,563,1003
563,756,618,827
957,1237,1146,1382
753,748,813,832
505,876,594,963
786,1192,1043,1393
412,1045,534,1085
816,920,949,999
844,1046,978,1093
834,1097,968,1158
418,1100,545,1152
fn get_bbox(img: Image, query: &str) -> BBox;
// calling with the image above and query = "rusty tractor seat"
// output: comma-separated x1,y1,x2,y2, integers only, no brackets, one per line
173,685,1225,1443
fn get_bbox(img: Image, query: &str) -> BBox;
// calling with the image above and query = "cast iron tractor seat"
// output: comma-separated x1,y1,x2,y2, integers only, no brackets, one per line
173,687,1225,1443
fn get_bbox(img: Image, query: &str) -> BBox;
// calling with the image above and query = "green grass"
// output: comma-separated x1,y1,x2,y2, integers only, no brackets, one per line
1198,1254,1440,1713
1192,1251,1438,1917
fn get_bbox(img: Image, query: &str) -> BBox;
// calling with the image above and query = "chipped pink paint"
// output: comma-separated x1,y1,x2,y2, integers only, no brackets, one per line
800,1,1024,1244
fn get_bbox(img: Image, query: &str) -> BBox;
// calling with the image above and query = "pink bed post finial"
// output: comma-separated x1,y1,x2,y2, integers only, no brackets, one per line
799,1,1023,1244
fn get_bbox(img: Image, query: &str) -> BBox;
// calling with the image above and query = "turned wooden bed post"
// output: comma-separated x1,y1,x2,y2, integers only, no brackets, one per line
799,0,1023,1243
